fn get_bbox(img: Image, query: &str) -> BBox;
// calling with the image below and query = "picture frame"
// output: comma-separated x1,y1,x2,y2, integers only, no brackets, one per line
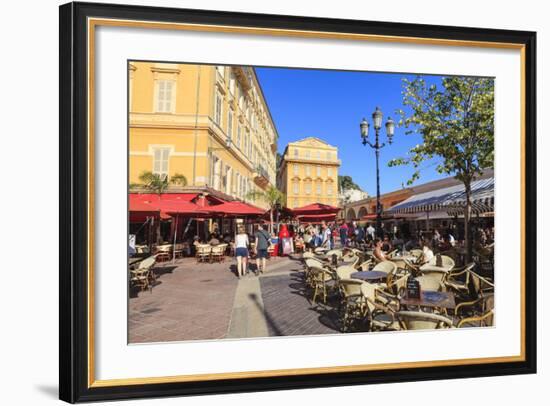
59,1,537,403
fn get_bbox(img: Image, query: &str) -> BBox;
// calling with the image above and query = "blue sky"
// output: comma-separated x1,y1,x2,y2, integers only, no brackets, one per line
255,67,446,195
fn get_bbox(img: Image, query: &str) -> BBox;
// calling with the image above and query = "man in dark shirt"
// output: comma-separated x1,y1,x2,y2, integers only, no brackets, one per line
254,224,271,275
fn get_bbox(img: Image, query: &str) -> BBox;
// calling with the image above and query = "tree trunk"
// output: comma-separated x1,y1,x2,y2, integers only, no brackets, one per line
269,209,274,234
464,181,472,263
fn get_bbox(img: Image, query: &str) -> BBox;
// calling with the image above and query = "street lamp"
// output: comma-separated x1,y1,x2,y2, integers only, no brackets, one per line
359,107,394,237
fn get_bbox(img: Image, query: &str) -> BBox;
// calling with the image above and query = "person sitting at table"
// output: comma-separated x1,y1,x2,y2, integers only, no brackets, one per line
421,239,434,263
439,234,453,252
373,238,387,262
208,232,220,246
382,234,393,252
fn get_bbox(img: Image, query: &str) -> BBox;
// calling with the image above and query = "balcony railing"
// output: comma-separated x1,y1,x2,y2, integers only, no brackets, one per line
253,164,270,187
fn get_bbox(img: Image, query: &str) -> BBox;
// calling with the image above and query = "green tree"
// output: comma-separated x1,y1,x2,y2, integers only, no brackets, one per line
338,175,362,191
130,171,188,194
389,76,494,260
130,171,188,243
246,186,285,234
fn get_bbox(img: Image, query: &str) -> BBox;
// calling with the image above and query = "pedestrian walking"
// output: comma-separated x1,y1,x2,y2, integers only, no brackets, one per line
254,224,271,275
234,226,249,278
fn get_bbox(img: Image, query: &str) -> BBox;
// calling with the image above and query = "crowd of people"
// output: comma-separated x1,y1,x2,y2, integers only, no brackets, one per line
293,220,495,261
184,219,495,278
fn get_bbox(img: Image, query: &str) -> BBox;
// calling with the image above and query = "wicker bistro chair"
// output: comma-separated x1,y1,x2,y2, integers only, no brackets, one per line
335,265,356,281
196,244,212,263
303,258,330,288
338,278,369,332
130,256,156,293
309,266,335,305
456,294,495,328
360,282,402,331
358,259,373,271
372,261,398,275
154,245,171,263
369,260,398,290
415,275,446,292
386,273,410,297
173,243,184,259
395,310,454,330
445,263,494,301
210,244,227,263
426,254,456,270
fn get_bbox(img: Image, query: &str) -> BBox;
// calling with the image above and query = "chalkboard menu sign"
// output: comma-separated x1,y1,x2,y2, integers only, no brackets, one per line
406,276,421,299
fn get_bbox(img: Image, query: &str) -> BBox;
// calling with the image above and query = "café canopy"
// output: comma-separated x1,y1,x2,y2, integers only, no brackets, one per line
388,178,494,215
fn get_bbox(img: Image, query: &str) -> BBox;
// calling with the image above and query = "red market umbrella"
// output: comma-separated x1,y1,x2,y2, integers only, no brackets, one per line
206,201,265,217
156,200,209,217
129,195,161,222
291,202,341,216
297,213,338,222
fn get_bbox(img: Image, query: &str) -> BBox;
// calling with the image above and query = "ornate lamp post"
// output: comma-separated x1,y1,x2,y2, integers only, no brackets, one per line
359,107,395,237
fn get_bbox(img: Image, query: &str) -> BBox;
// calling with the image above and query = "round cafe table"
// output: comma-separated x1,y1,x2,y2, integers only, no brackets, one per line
350,271,388,282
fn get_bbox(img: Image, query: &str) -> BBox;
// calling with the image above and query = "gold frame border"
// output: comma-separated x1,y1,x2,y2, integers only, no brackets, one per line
87,17,527,389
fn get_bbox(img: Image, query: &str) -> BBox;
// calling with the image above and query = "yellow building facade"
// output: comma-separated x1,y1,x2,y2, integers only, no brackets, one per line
129,62,278,208
277,137,341,208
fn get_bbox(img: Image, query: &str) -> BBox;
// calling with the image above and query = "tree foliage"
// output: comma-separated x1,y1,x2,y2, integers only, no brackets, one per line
338,175,362,191
130,171,188,194
389,76,494,185
246,186,285,234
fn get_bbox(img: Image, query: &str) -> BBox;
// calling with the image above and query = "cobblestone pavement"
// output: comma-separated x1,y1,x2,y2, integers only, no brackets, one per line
128,258,239,343
128,255,342,344
258,262,340,337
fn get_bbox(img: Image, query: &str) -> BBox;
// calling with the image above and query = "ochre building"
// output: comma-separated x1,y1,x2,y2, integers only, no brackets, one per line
129,62,278,209
277,137,341,208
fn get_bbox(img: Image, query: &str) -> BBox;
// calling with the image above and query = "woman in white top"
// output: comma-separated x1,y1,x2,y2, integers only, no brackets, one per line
234,226,249,278
421,239,434,264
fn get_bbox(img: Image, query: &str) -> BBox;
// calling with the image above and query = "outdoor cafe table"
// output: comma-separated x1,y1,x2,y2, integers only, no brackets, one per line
350,271,388,282
400,290,456,311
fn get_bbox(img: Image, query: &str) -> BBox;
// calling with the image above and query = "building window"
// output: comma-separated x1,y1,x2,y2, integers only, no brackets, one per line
305,165,311,177
316,151,321,159
294,199,299,208
229,72,236,96
236,124,242,150
305,182,311,195
294,148,299,158
293,181,299,195
152,147,170,178
215,91,223,125
316,181,322,195
227,109,234,142
293,164,299,176
224,165,232,195
327,167,333,177
305,150,311,158
316,166,321,177
211,156,221,190
155,80,175,113
327,184,333,196
326,151,331,160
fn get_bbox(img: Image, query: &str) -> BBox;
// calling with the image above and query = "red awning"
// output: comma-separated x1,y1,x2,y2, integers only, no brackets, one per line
129,193,207,218
297,213,338,222
205,201,265,216
129,197,160,223
291,202,341,215
131,193,199,203
156,200,208,216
